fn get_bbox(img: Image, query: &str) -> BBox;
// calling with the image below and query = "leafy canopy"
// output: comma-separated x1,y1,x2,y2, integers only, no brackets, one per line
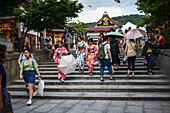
136,0,170,28
13,0,84,32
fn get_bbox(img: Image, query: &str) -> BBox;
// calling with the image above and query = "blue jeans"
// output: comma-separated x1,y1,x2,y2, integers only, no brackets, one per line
100,59,112,77
128,56,136,71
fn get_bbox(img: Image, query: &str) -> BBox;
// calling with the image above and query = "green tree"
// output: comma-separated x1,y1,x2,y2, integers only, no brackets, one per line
13,0,83,49
136,0,170,28
68,20,89,43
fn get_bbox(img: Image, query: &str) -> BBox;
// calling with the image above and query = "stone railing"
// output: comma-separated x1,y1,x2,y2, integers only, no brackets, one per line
157,49,170,78
3,50,48,85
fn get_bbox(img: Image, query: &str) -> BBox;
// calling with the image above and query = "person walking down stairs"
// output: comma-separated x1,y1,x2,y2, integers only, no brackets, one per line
76,36,87,73
85,38,98,76
53,41,68,83
20,49,42,106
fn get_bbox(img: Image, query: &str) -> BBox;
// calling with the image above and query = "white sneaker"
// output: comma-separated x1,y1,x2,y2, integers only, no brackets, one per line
27,100,32,105
33,91,38,96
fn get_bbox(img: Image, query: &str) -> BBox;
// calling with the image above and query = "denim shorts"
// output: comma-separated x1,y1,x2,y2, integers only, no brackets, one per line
23,70,36,84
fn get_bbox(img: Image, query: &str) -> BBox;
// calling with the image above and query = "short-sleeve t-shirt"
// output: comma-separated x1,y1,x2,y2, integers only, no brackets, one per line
0,62,6,89
20,59,38,71
102,42,110,59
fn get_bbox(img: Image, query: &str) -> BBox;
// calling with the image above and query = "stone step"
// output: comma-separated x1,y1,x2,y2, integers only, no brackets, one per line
42,57,145,62
11,79,170,85
39,60,145,65
39,63,153,67
38,66,160,71
38,70,162,75
9,91,170,100
7,85,170,92
32,74,167,80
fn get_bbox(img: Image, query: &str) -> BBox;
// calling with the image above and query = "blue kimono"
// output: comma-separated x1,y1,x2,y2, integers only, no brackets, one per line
142,43,160,73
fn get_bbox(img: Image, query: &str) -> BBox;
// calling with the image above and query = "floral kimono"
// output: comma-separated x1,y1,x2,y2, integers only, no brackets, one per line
85,44,98,72
53,47,68,80
76,41,87,70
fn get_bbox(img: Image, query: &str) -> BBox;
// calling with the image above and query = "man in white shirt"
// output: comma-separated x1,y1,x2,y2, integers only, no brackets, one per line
100,36,114,82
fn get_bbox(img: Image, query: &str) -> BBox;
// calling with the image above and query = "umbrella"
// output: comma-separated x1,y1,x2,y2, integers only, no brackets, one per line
107,32,124,38
58,54,77,75
125,28,146,39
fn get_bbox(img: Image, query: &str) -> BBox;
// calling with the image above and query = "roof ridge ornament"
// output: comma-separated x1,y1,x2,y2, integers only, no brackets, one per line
104,11,108,16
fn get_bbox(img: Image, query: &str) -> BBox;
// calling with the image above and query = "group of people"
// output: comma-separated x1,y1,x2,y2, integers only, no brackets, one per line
0,26,165,109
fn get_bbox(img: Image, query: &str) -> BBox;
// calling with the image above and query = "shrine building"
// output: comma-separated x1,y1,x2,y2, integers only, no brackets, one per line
83,12,122,42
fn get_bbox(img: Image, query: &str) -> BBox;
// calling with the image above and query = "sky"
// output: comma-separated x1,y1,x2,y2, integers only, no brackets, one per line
72,0,144,23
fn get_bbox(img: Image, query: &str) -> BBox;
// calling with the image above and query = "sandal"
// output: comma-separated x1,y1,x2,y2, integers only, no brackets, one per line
90,72,92,76
148,72,153,75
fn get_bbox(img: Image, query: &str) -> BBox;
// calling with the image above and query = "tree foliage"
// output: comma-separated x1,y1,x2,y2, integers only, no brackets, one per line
87,14,146,26
14,0,83,33
13,0,83,49
111,14,147,25
68,20,89,36
136,0,170,28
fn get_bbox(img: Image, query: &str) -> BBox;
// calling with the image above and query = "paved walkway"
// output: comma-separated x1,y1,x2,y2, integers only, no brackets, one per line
12,99,170,113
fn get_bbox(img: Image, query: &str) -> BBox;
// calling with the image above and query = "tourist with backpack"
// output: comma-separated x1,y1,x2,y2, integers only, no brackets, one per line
20,49,42,105
18,45,35,94
97,36,114,82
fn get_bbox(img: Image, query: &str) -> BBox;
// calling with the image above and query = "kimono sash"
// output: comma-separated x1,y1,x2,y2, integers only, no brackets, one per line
88,48,94,53
58,53,65,58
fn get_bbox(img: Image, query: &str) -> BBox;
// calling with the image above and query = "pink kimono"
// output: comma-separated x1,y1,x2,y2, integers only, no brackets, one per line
85,44,98,72
53,47,68,80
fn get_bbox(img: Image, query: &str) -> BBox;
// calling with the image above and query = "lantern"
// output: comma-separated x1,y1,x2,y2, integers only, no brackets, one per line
0,16,17,39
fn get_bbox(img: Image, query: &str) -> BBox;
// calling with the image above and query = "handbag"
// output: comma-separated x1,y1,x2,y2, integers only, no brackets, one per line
143,59,147,65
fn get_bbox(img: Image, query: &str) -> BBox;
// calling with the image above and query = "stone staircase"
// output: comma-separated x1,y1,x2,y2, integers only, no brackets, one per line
7,51,170,100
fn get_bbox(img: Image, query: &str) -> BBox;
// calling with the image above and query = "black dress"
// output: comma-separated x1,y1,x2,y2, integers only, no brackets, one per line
110,42,120,65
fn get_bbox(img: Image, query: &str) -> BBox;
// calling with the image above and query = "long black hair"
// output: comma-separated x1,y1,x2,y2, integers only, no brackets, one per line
99,32,104,38
0,44,7,63
110,38,116,44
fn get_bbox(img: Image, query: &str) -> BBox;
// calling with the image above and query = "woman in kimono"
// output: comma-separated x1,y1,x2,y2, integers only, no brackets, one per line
85,38,98,76
76,36,86,73
53,41,68,82
142,38,163,75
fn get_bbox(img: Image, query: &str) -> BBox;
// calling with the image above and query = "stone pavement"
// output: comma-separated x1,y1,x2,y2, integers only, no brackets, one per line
11,99,170,113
